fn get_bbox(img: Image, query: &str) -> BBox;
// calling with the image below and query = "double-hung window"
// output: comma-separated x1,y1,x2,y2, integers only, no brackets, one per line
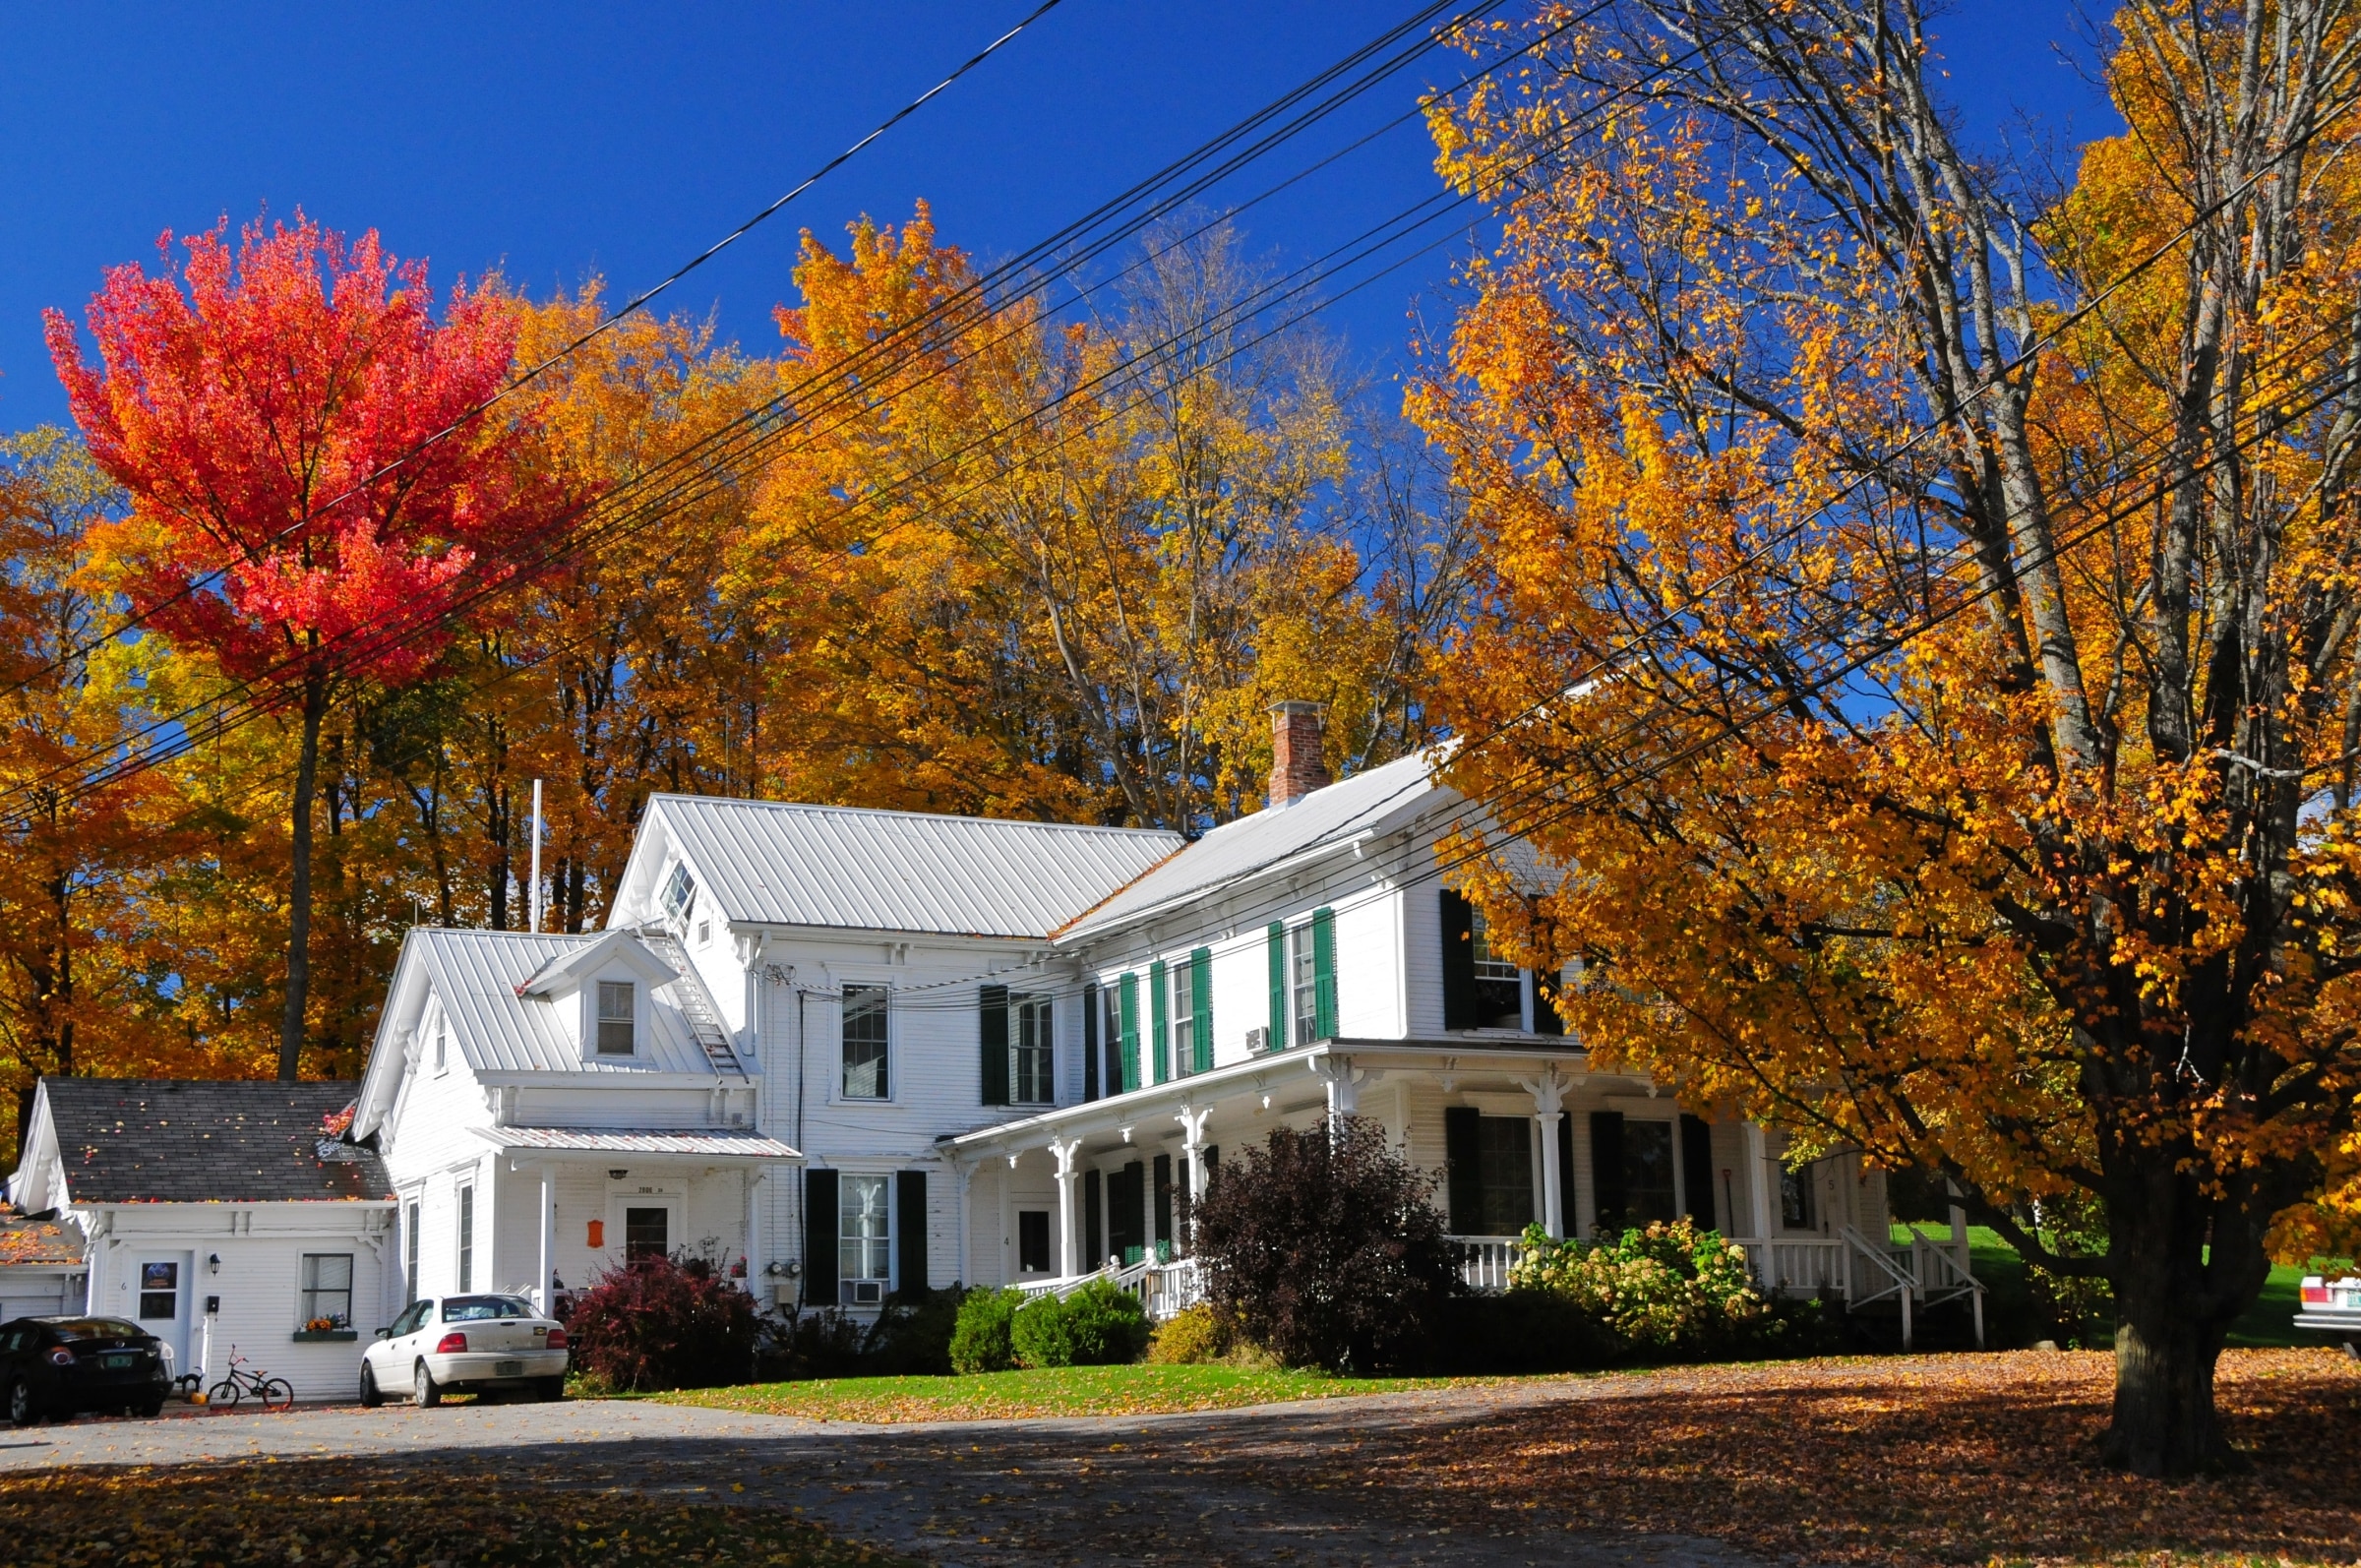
1012,994,1055,1105
300,1253,353,1328
456,1183,475,1292
596,981,636,1055
403,1199,420,1303
1171,959,1197,1075
839,1174,892,1304
1291,928,1319,1048
842,985,889,1099
1469,906,1521,985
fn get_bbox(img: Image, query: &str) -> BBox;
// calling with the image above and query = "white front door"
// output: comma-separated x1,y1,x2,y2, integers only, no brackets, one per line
132,1253,193,1374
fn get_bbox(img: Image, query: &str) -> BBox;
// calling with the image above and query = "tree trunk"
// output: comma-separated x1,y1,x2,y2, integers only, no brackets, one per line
278,677,329,1082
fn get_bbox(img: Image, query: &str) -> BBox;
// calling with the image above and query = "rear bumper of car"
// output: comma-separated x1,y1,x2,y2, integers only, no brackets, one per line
423,1350,569,1385
53,1368,172,1409
2295,1307,2361,1335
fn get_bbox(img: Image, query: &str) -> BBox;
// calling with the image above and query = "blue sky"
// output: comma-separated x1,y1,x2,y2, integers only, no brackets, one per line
0,2,2120,431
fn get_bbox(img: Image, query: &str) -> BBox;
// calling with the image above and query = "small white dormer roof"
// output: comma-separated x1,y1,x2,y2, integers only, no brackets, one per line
515,928,677,1000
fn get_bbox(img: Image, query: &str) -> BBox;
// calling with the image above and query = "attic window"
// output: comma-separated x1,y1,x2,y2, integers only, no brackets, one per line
660,863,696,923
597,982,636,1056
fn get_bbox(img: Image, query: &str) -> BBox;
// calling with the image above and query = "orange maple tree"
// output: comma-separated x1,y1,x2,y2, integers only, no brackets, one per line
1415,0,2361,1475
47,213,555,1080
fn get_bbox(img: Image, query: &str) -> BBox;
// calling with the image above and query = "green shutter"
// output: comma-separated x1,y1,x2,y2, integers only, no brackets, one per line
1311,906,1338,1040
1149,958,1170,1084
1118,973,1140,1092
979,983,1009,1107
1266,922,1286,1051
804,1169,839,1306
1190,945,1214,1073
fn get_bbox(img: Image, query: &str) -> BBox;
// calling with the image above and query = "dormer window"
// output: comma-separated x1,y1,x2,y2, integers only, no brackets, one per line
660,862,696,924
597,981,636,1055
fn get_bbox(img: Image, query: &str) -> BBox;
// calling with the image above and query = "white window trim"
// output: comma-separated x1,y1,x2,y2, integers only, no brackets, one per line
836,1170,896,1303
832,977,897,1106
1010,992,1056,1108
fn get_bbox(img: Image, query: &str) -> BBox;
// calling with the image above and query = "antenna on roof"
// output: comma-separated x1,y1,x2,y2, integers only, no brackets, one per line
529,779,545,935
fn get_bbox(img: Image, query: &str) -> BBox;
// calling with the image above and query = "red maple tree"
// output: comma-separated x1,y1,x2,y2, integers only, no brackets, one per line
48,212,554,1079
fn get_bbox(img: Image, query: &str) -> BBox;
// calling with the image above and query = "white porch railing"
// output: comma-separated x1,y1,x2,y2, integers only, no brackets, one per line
1734,1236,1847,1297
1011,1254,1202,1320
1449,1236,1527,1292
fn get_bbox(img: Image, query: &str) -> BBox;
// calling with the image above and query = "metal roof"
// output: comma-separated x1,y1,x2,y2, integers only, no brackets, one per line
643,794,1184,939
478,1127,802,1159
36,1079,393,1204
1059,749,1451,938
413,929,721,1077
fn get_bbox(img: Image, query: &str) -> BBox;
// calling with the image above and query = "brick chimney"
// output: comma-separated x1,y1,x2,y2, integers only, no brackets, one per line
1267,700,1331,809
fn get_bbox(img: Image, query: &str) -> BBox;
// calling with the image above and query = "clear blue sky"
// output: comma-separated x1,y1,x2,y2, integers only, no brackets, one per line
0,1,2120,431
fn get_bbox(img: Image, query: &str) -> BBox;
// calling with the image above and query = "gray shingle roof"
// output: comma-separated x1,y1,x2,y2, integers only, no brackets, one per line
42,1079,393,1204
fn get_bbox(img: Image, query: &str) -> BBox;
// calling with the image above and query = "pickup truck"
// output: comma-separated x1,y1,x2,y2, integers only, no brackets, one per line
2295,1276,2361,1350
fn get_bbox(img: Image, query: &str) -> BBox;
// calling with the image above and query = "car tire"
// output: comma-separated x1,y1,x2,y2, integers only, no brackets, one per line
413,1361,442,1409
6,1379,39,1428
359,1362,385,1409
535,1376,566,1403
135,1398,164,1419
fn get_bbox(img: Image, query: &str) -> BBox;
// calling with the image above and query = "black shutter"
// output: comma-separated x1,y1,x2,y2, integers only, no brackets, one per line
980,984,1010,1107
1441,889,1478,1029
1556,1113,1577,1236
1083,1169,1104,1270
1082,982,1100,1101
1154,1153,1174,1248
1591,1112,1626,1236
1680,1114,1717,1232
804,1169,839,1306
896,1170,928,1293
1443,1106,1483,1233
1531,969,1564,1035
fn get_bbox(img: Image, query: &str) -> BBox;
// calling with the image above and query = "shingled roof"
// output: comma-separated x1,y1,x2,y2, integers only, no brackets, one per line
40,1079,393,1204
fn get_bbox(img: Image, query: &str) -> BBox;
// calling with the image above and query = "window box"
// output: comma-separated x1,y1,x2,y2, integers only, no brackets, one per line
291,1329,358,1343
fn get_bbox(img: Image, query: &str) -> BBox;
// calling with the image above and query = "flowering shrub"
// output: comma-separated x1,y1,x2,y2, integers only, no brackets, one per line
567,1252,757,1391
1507,1219,1810,1360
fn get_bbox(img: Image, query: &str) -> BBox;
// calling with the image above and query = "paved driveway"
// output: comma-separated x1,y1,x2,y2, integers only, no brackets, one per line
0,1384,1772,1567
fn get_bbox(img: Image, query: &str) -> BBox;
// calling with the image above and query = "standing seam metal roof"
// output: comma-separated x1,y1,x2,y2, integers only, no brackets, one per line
645,794,1184,938
414,928,716,1076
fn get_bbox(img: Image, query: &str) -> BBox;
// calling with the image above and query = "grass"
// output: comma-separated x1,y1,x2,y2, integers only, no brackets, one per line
0,1459,913,1567
663,1361,1461,1422
1897,1223,2351,1349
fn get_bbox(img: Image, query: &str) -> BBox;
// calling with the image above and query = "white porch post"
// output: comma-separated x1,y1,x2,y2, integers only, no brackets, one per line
1176,1106,1212,1250
1309,1055,1378,1129
1744,1122,1776,1238
1050,1136,1083,1279
535,1167,556,1313
1517,1066,1570,1239
955,1159,975,1289
743,1168,766,1302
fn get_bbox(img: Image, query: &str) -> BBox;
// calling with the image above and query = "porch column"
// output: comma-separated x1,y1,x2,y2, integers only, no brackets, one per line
742,1168,765,1301
1176,1106,1212,1250
1744,1122,1776,1238
535,1167,556,1313
1049,1136,1084,1279
1516,1066,1570,1238
1309,1055,1378,1127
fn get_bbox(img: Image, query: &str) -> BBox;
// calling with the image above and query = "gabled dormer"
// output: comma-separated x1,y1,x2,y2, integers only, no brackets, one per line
514,928,677,1064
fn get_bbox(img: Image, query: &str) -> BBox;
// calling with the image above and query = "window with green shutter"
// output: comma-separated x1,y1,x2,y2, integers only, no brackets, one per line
1189,945,1214,1072
1118,973,1141,1092
1311,906,1338,1040
1265,922,1286,1051
1148,958,1170,1084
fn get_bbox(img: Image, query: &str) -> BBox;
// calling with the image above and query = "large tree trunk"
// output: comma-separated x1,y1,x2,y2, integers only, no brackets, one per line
278,676,329,1082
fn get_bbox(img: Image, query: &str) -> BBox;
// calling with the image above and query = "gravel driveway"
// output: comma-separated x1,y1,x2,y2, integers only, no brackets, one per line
0,1383,1772,1567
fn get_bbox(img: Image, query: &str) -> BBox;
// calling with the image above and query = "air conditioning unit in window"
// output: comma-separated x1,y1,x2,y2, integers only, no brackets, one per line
1246,1026,1270,1054
844,1280,883,1306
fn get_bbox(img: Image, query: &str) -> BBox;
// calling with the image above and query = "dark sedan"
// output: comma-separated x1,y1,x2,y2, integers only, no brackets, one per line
0,1315,172,1423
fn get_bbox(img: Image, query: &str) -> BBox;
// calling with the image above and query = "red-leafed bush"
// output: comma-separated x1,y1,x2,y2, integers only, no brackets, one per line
566,1253,757,1391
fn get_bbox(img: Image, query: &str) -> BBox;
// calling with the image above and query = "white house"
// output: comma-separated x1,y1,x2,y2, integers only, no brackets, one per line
7,1078,394,1400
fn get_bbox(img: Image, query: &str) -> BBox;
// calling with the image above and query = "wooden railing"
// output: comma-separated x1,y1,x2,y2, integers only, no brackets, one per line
1447,1236,1527,1293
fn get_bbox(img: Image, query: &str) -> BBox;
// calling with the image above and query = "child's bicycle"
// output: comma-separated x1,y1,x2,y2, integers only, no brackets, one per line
205,1348,293,1412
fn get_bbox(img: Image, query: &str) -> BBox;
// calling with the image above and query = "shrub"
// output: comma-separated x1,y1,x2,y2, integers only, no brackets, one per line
753,1302,865,1381
949,1287,1024,1373
1010,1292,1075,1368
566,1252,758,1391
1190,1115,1458,1372
1506,1218,1830,1362
861,1286,963,1375
1008,1279,1150,1368
1146,1302,1225,1365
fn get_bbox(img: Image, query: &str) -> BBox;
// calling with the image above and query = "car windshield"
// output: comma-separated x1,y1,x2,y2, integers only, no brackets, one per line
46,1319,144,1341
440,1297,533,1322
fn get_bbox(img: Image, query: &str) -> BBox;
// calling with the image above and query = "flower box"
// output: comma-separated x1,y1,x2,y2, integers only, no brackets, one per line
291,1329,357,1343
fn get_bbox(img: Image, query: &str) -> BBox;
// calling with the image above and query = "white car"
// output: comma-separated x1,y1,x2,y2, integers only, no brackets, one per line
2297,1275,2361,1349
359,1295,569,1408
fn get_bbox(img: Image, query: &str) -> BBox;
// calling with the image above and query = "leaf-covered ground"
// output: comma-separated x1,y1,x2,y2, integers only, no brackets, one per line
663,1362,1462,1422
1217,1348,2361,1566
0,1460,916,1568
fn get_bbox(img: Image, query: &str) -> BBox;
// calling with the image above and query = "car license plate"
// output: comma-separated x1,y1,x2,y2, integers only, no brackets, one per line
495,1359,523,1378
101,1354,135,1370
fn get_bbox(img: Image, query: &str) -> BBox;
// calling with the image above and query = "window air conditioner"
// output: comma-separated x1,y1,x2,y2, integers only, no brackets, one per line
1246,1026,1269,1054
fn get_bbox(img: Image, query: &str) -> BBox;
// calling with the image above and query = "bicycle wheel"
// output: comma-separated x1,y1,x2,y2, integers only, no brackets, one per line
259,1378,294,1413
205,1378,240,1409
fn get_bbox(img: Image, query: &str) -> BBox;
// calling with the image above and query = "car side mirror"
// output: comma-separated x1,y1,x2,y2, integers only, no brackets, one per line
375,1327,391,1340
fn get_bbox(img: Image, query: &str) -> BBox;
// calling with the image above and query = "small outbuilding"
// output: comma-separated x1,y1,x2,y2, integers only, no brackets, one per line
7,1078,395,1402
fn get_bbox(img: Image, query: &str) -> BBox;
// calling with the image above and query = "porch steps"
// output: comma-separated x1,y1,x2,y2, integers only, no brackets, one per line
637,925,750,1079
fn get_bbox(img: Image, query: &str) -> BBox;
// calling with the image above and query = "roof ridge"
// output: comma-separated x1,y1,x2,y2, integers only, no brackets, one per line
646,791,1183,839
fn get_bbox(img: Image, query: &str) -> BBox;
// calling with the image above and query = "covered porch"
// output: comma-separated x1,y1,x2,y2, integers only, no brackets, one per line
474,1127,801,1316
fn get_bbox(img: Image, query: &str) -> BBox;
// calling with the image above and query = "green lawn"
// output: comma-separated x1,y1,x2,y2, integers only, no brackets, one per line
662,1361,1463,1422
1897,1223,2347,1349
